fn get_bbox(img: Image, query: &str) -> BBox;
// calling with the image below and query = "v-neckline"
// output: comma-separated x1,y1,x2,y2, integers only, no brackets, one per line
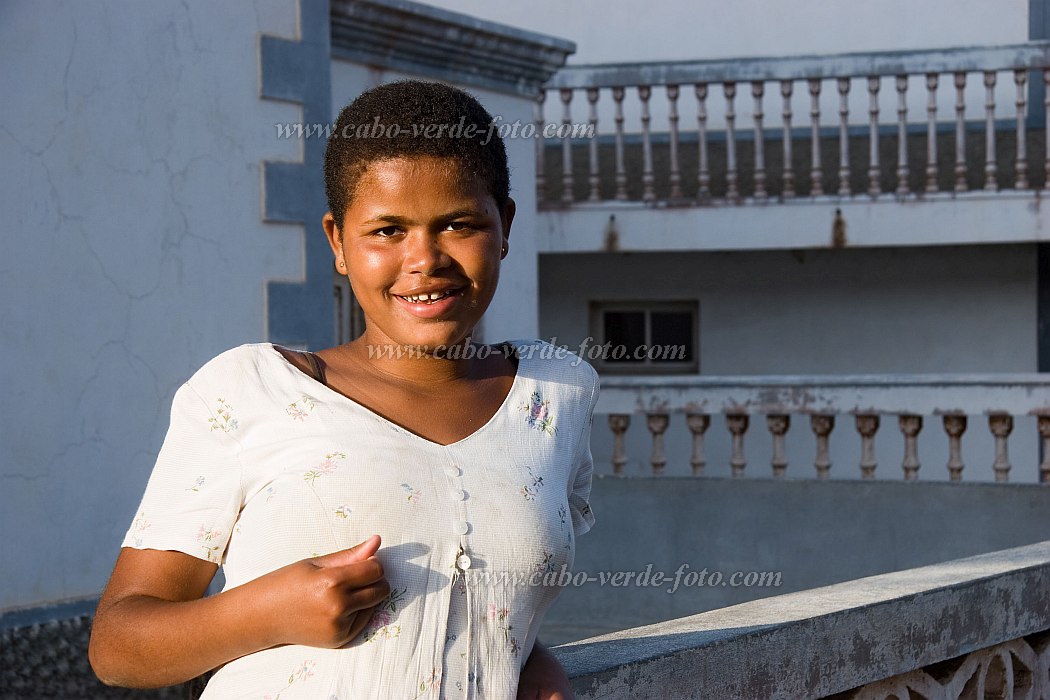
266,342,524,449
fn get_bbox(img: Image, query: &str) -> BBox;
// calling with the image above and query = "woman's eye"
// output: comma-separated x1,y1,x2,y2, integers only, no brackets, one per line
445,221,471,232
373,226,401,237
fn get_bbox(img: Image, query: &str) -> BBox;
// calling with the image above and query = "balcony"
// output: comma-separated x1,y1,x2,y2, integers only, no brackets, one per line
541,375,1050,697
534,42,1050,253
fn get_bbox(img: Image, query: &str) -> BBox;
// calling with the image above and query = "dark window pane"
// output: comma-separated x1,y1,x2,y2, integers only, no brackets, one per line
650,311,693,362
604,311,646,363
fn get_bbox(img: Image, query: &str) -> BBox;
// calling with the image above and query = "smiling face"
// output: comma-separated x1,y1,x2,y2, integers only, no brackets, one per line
324,156,514,354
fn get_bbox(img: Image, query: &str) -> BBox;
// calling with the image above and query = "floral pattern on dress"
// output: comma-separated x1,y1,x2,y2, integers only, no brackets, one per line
363,586,407,643
130,512,151,547
521,391,556,435
263,660,316,700
488,604,520,657
412,667,441,699
207,398,238,433
334,504,351,519
559,504,572,550
536,551,557,575
521,465,545,501
187,476,205,493
400,483,422,504
304,452,346,484
195,525,224,563
286,395,316,421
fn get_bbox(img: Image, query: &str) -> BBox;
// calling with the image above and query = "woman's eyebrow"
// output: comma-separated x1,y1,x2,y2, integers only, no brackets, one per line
360,214,413,227
439,208,490,221
360,209,491,227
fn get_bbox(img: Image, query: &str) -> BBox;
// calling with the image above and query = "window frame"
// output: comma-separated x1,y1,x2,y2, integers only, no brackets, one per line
588,300,699,375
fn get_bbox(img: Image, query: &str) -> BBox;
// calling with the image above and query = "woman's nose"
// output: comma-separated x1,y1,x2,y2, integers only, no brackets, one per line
403,232,451,275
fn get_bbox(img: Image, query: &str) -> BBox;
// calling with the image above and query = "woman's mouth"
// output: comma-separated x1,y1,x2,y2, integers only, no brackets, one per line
393,288,465,318
397,290,459,304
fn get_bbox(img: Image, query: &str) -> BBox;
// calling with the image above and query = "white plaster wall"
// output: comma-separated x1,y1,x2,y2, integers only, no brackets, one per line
539,245,1041,482
0,1,304,611
330,59,540,342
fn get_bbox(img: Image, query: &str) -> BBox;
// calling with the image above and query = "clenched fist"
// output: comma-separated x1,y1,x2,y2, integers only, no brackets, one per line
256,535,391,648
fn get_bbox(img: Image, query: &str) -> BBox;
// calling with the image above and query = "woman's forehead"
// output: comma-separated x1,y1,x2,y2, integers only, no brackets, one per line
347,157,495,214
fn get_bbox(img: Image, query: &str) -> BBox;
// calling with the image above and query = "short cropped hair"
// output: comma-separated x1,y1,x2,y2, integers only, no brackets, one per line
323,80,510,228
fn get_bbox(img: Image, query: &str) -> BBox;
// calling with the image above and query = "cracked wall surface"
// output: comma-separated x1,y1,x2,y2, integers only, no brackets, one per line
0,0,305,611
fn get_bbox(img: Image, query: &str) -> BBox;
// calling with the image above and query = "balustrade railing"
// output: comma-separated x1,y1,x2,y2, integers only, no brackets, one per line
539,42,1050,205
597,374,1050,482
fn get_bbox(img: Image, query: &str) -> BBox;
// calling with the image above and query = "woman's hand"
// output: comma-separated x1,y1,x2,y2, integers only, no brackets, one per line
90,535,389,688
517,641,574,700
254,534,390,648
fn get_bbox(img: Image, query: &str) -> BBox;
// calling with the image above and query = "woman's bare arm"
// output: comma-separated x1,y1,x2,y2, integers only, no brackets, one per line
89,536,389,688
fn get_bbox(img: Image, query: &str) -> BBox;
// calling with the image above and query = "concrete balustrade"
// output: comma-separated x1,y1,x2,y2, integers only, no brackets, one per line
596,374,1050,481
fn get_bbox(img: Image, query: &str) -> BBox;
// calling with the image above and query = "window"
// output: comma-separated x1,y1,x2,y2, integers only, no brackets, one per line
589,301,698,374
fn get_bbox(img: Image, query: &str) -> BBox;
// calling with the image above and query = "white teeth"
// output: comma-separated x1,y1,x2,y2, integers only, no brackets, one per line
403,291,453,303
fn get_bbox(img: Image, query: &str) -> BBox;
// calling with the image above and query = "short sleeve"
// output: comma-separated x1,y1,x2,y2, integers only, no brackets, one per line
567,366,599,537
122,382,244,564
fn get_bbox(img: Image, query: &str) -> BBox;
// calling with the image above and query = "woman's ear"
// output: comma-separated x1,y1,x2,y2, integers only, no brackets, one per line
322,212,346,271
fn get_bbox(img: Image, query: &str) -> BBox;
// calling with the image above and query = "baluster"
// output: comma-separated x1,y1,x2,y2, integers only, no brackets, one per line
609,415,630,475
686,413,710,476
1039,415,1050,483
752,81,767,201
1045,69,1050,191
612,87,627,200
781,80,795,199
811,414,834,479
896,75,910,197
899,414,922,481
586,88,601,201
989,413,1013,482
943,414,967,481
767,414,789,477
1014,69,1028,190
726,413,749,477
725,82,739,202
639,85,655,202
809,79,824,196
560,88,574,204
955,72,967,192
667,85,683,200
856,414,880,479
535,90,546,201
696,83,710,201
983,71,998,191
925,73,939,193
867,76,881,197
647,413,669,475
838,77,851,197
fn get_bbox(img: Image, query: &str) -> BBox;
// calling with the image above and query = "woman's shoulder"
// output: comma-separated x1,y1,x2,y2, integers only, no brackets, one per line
182,343,279,391
503,338,599,391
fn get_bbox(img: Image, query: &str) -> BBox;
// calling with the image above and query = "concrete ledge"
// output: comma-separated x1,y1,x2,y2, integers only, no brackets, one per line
553,541,1050,699
538,196,1050,253
330,0,574,96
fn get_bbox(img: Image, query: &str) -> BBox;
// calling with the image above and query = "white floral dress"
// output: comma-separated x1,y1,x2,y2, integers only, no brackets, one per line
122,340,598,699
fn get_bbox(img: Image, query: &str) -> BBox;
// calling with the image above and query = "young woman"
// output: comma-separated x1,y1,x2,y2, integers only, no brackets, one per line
89,80,598,700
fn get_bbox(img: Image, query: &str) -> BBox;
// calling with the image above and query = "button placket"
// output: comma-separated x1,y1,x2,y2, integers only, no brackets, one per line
444,454,472,562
